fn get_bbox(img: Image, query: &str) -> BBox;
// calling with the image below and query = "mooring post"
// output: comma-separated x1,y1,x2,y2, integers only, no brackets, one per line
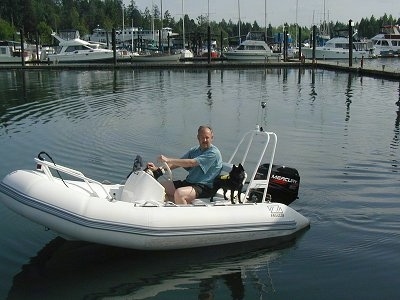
220,31,223,60
35,31,40,62
112,28,116,65
207,25,211,64
312,25,316,63
349,19,353,67
20,29,25,66
298,27,302,61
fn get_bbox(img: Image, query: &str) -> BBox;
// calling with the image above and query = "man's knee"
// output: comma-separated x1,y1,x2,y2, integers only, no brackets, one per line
174,186,196,204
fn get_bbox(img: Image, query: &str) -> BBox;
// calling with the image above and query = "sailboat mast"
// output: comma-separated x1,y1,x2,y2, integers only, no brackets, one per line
238,0,241,43
182,0,185,49
264,0,267,30
151,0,154,41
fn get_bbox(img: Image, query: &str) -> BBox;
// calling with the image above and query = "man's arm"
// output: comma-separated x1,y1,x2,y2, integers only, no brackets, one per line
158,155,199,169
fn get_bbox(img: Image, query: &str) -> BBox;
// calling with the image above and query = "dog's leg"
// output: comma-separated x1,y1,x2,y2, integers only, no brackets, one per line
223,188,228,200
209,187,217,202
238,185,243,203
230,189,235,204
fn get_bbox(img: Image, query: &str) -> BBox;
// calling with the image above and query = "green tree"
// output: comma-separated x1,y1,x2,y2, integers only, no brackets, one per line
0,18,16,40
36,21,53,44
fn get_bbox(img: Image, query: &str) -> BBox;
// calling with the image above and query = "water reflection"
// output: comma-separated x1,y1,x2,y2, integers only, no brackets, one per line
199,272,244,299
309,69,317,102
7,236,303,299
112,69,117,93
206,70,213,106
391,82,400,166
345,73,354,122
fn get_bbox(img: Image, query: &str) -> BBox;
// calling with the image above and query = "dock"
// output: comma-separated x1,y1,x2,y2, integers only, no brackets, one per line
0,58,399,81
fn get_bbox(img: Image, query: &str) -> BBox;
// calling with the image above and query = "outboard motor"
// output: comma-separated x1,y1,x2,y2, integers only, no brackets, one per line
248,164,300,205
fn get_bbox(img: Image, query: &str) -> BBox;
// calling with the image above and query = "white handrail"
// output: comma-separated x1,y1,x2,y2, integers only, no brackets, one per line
34,158,113,200
228,127,277,202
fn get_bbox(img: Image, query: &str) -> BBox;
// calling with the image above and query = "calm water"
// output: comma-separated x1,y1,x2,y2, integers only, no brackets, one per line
0,65,399,299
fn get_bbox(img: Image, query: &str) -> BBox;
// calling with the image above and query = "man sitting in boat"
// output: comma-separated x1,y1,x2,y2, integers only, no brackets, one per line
147,125,222,204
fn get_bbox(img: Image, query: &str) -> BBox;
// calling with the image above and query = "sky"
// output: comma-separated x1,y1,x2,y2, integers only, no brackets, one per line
124,0,399,27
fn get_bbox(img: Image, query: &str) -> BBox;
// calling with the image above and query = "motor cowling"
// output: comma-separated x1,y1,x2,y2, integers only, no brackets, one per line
248,164,300,205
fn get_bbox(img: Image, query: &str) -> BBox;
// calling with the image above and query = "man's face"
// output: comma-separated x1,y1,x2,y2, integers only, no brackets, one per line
197,128,213,150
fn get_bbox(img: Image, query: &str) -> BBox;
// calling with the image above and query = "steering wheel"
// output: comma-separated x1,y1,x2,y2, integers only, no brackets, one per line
162,161,173,181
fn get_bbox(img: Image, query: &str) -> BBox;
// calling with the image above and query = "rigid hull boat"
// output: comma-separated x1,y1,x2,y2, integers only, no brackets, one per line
223,31,280,61
131,51,182,62
371,25,400,57
302,35,376,59
0,128,310,250
84,27,178,49
44,30,120,63
0,41,31,63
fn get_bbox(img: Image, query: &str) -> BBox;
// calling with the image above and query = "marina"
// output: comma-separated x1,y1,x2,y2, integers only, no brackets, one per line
0,67,399,299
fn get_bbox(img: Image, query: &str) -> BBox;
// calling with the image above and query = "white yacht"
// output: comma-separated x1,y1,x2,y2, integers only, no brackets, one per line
371,25,400,57
301,32,376,60
0,41,31,63
223,31,280,61
84,27,178,50
44,30,119,63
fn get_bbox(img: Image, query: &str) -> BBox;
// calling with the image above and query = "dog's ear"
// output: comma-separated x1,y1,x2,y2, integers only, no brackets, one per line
238,163,244,171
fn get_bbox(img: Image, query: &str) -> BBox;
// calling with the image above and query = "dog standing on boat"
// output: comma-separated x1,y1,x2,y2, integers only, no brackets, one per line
210,163,245,204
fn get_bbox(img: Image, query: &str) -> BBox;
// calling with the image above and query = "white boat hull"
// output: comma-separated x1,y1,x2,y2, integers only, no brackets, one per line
0,169,309,250
131,53,181,62
47,52,115,63
223,51,280,61
301,47,372,59
0,44,31,63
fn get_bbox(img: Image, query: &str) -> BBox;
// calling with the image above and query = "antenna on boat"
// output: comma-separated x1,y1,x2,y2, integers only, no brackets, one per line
256,100,268,132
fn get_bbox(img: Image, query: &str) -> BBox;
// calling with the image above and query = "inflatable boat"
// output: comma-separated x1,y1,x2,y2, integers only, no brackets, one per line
0,128,310,250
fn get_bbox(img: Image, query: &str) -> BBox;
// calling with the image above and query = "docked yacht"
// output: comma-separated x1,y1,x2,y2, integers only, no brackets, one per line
44,30,120,63
301,31,376,60
371,25,400,57
85,27,178,49
223,31,280,61
0,41,31,63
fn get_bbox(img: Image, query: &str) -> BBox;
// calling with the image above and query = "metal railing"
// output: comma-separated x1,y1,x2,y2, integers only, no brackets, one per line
227,126,277,202
34,158,113,200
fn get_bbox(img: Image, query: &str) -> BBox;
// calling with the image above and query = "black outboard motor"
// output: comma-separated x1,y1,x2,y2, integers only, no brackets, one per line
248,164,300,205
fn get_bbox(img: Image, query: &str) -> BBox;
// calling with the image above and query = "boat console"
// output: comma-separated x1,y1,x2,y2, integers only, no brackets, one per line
121,170,165,203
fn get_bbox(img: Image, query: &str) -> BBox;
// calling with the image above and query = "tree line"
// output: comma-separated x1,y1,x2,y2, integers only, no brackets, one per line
0,0,399,46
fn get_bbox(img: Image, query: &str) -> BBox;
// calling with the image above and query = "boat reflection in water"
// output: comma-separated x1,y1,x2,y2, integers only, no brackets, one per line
8,233,307,299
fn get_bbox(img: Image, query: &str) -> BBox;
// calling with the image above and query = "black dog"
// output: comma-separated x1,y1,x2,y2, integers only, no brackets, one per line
210,163,245,204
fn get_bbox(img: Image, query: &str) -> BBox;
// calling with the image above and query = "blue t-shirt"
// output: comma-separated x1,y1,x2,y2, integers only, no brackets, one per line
181,144,222,188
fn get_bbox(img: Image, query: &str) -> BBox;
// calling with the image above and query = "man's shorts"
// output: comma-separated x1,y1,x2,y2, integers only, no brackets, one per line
173,180,213,198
